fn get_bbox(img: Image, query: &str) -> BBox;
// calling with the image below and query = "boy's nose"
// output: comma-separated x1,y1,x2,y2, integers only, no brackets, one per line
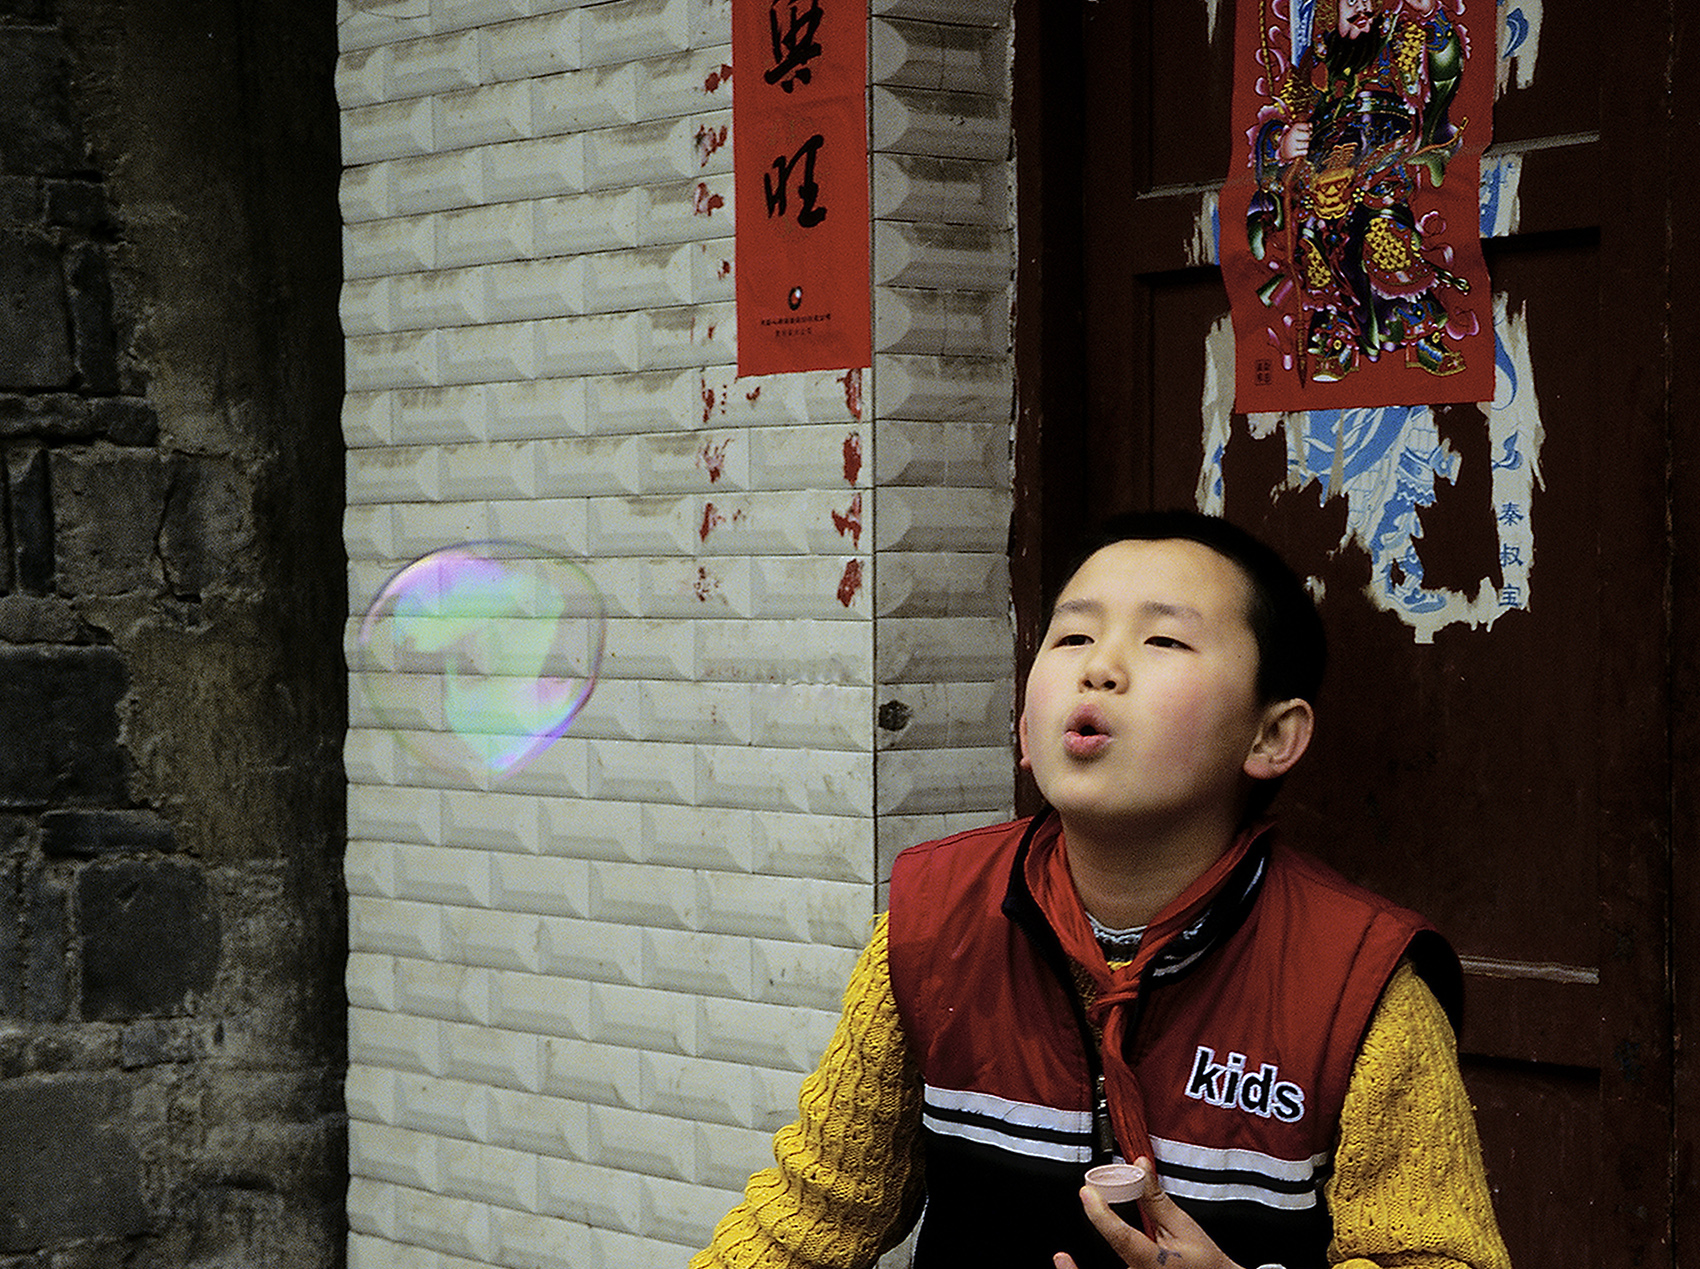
1081,646,1124,691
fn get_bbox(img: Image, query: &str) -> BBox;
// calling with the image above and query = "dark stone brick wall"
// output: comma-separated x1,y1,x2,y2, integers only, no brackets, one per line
0,1,346,1265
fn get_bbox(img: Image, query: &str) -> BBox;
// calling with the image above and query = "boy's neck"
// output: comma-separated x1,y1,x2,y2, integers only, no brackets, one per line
1059,809,1244,931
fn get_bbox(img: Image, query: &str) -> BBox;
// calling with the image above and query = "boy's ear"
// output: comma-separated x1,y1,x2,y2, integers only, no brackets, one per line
1016,710,1033,771
1243,698,1314,781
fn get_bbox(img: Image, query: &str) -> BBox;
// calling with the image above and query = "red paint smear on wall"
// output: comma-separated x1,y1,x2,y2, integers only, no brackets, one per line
696,124,729,167
704,63,733,93
700,381,717,425
699,437,730,483
701,502,724,541
693,183,724,216
837,558,864,607
831,491,863,547
842,431,862,484
838,368,863,419
694,566,720,601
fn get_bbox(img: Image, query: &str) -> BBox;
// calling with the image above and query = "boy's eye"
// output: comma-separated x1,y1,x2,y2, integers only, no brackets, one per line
1054,632,1091,647
1146,635,1193,650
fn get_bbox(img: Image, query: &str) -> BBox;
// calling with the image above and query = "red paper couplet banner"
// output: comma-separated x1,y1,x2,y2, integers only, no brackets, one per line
1221,0,1495,411
732,0,872,378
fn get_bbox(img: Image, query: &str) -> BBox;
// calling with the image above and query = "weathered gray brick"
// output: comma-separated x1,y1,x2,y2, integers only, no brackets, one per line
0,1077,149,1252
0,646,129,808
77,859,220,1020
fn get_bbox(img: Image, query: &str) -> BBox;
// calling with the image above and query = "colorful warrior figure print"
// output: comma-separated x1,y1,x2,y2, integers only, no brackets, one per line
1247,0,1472,384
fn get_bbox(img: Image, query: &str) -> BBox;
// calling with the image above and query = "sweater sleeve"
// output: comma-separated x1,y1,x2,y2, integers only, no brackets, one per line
1325,962,1513,1269
690,913,925,1269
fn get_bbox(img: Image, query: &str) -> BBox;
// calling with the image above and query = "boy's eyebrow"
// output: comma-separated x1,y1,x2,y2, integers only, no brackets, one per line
1049,598,1205,623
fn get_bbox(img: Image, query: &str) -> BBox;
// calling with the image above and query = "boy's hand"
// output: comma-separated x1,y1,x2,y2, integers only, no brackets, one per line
1052,1159,1245,1269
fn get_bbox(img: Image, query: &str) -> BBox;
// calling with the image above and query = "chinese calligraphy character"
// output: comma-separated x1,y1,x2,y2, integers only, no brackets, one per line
765,134,828,227
1497,502,1525,526
766,0,825,92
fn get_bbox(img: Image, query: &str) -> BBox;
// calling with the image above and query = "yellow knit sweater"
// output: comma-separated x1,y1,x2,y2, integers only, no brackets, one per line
692,914,1511,1269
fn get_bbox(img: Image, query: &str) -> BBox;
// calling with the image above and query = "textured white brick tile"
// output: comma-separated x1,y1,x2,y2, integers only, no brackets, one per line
562,676,642,746
874,354,1010,422
873,0,1008,22
587,981,696,1055
437,81,537,150
640,804,756,872
693,872,809,944
392,152,487,215
441,1019,545,1092
535,63,642,134
351,1007,443,1077
690,239,736,302
697,621,872,685
645,1171,735,1248
589,859,696,928
351,898,446,961
347,953,398,1013
875,485,1009,550
346,1061,398,1126
872,15,1005,92
342,276,394,336
481,11,584,83
542,1035,643,1107
489,852,587,916
352,1121,440,1191
639,49,734,125
580,244,695,313
395,1073,494,1143
486,377,588,440
874,221,1014,291
697,745,873,816
443,905,546,975
535,312,645,377
485,256,587,322
874,285,1009,358
439,320,539,385
488,1211,597,1269
348,671,439,735
535,188,645,257
436,203,533,269
391,843,494,907
584,119,697,191
697,369,805,430
538,915,645,984
344,728,400,788
582,0,692,67
638,556,753,619
391,1185,494,1262
489,967,590,1040
337,45,389,109
537,1157,642,1233
642,928,752,999
487,1086,591,1161
437,787,537,854
347,332,442,393
583,493,705,555
346,1186,397,1244
587,1103,697,1180
581,368,697,435
747,1063,812,1132
638,678,751,743
435,439,535,499
644,301,735,370
643,175,733,245
877,616,1014,683
640,1049,751,1126
346,839,397,898
871,152,1005,224
876,550,1008,618
432,0,529,37
389,30,481,100
385,384,486,444
480,498,589,554
747,424,867,490
694,1121,782,1193
439,1137,540,1212
747,556,874,620
481,135,589,202
694,995,838,1071
344,97,436,165
749,938,861,1011
875,679,1013,750
752,810,876,884
875,417,1004,489
394,956,490,1025
474,735,590,800
390,267,487,330
876,745,1012,816
749,683,870,750
538,795,645,862
693,0,734,44
872,85,1009,160
529,434,643,496
586,737,696,804
336,3,429,53
344,390,394,446
387,501,497,558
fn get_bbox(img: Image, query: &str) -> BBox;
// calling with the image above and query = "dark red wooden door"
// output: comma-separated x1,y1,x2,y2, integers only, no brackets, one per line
1011,2,1696,1263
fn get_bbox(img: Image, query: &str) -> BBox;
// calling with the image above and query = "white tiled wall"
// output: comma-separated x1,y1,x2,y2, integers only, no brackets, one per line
338,1,1013,1264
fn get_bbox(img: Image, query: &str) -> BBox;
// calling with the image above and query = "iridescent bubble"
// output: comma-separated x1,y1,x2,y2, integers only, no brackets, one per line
356,544,605,779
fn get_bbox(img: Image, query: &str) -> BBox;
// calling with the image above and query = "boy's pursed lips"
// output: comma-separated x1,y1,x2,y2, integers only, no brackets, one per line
1063,704,1112,758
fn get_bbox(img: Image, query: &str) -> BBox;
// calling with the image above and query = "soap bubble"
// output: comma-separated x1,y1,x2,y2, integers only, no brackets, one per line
356,544,605,779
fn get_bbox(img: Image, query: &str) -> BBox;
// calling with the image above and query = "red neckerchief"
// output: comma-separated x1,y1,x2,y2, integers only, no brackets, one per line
1023,818,1270,1178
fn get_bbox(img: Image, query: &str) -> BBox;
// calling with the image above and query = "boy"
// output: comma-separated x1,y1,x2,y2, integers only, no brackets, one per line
692,511,1510,1269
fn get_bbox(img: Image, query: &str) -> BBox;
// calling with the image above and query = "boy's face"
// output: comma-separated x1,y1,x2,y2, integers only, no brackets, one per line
1019,538,1276,839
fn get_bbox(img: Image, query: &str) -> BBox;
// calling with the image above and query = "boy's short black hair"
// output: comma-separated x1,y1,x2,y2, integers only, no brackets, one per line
1049,509,1327,707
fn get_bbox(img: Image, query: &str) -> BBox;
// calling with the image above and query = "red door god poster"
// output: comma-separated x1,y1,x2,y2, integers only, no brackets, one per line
733,0,872,378
1221,0,1494,411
